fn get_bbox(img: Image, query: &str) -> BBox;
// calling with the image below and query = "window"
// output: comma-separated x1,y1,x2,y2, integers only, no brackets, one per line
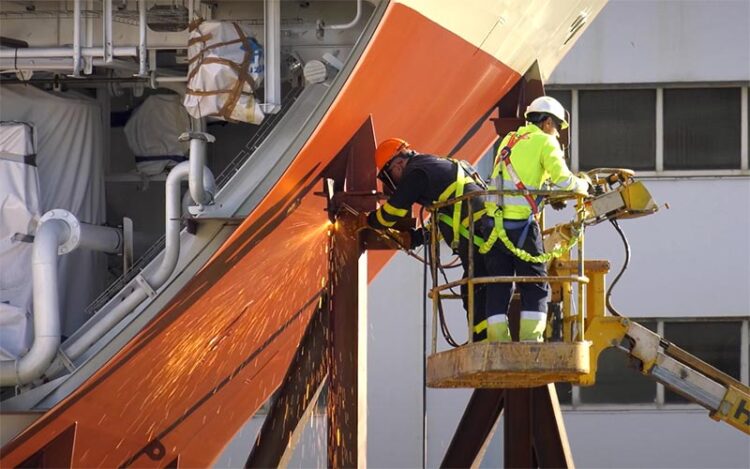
663,320,742,404
664,88,741,170
546,84,749,174
578,89,656,171
547,90,573,160
547,90,572,113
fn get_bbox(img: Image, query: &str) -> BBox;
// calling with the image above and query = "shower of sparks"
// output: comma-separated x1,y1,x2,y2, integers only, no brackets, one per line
94,194,332,464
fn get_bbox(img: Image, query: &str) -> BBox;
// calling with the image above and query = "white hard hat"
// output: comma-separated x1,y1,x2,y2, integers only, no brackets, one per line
525,96,569,129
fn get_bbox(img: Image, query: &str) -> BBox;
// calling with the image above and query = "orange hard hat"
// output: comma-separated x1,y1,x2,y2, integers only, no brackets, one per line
374,138,410,171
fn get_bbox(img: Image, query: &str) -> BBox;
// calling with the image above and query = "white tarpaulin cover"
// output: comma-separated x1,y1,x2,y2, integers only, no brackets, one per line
184,20,265,124
0,85,107,337
0,122,39,359
124,94,190,175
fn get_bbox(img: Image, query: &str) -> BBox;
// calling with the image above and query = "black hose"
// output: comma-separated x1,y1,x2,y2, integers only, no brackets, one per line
421,223,427,467
606,219,630,317
420,208,464,348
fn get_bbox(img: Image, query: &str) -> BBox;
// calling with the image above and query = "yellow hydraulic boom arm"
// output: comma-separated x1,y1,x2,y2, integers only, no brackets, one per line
584,316,750,436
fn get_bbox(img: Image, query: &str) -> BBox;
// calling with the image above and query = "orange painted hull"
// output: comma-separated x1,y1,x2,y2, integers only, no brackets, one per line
2,4,520,466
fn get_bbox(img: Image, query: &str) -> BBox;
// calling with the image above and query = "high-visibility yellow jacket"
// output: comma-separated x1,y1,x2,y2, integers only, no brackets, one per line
490,124,588,220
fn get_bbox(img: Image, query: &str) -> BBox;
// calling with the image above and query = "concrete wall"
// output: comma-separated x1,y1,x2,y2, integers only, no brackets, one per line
548,0,750,85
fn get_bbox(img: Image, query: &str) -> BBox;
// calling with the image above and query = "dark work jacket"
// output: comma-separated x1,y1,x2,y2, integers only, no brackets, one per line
368,154,488,248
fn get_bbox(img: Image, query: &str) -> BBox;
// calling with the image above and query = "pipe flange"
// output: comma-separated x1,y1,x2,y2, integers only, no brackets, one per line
178,131,216,143
39,209,80,255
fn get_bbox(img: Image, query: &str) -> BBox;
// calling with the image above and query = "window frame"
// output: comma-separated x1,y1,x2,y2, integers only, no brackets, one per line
545,83,750,177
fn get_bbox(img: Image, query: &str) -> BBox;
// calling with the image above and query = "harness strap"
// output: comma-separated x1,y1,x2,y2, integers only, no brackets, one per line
451,164,466,249
437,213,485,248
497,132,542,215
437,162,475,250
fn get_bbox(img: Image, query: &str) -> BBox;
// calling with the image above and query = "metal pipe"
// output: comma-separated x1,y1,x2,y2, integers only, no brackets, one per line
103,0,113,63
323,0,362,30
78,223,122,253
0,210,122,385
263,0,281,113
61,287,148,362
0,47,138,59
180,132,216,208
0,75,187,86
155,76,189,83
0,219,67,386
137,0,148,76
72,0,82,77
148,162,189,286
61,162,193,362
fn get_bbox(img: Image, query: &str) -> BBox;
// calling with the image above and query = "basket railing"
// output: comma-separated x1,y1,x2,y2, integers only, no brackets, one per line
426,189,587,354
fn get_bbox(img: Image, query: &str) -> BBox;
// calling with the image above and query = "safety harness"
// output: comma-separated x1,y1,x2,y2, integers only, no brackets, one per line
436,161,486,250
436,133,582,263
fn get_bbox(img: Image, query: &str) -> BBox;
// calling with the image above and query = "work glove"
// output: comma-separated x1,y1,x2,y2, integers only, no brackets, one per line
408,228,429,249
576,171,596,196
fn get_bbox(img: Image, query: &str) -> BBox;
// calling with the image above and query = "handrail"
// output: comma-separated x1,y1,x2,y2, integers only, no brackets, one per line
427,189,578,210
430,275,589,298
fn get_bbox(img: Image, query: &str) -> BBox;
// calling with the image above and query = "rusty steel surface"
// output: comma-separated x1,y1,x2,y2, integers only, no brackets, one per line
426,342,591,389
327,212,365,468
324,112,376,468
505,389,535,468
532,385,574,468
440,389,505,468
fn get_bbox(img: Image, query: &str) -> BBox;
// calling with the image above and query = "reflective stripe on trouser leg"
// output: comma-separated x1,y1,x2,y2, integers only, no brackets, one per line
473,319,488,343
487,314,511,343
519,310,547,342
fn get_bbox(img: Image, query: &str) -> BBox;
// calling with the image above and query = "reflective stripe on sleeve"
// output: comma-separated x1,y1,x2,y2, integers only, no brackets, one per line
376,209,396,227
383,202,408,217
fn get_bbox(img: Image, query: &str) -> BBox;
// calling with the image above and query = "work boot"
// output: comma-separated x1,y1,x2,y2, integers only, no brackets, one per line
519,311,547,342
487,315,511,343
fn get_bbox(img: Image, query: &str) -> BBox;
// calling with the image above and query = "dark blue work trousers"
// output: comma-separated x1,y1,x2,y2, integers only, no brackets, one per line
479,219,549,317
444,217,548,341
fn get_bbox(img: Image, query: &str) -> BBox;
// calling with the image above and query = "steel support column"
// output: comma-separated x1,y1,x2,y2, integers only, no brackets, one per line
327,212,367,468
245,305,329,468
504,389,535,468
531,385,574,468
440,389,505,468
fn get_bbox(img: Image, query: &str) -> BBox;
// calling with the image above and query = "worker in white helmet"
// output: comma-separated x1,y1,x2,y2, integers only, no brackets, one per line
478,96,592,343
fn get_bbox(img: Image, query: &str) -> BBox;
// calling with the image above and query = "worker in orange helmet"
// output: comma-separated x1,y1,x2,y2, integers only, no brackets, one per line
368,138,493,342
